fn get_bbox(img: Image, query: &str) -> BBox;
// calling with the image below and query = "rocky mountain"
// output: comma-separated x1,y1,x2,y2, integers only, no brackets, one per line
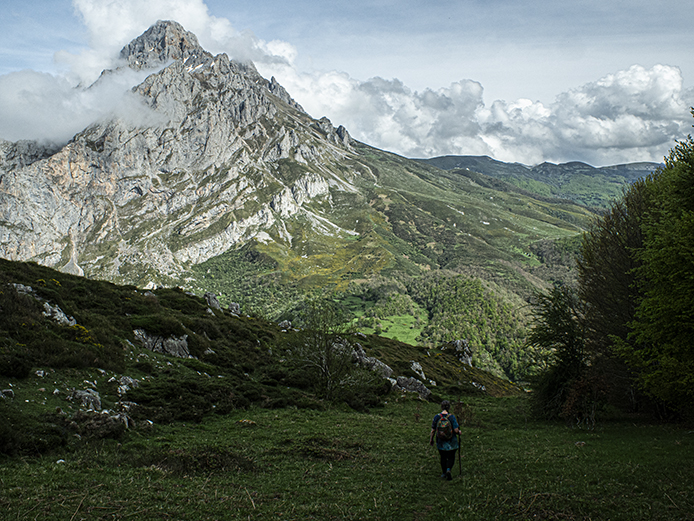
419,155,660,208
1,21,353,285
1,20,594,346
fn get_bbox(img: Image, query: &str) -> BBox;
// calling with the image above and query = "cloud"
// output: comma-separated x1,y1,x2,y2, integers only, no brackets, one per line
265,61,692,165
0,67,163,144
0,0,295,145
60,0,295,84
0,0,691,166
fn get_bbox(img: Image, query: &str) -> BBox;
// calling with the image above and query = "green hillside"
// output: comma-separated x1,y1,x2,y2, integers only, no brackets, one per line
0,258,520,456
182,143,592,380
419,155,660,209
4,260,691,521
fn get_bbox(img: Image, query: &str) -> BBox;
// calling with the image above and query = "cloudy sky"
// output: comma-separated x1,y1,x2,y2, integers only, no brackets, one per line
1,0,692,166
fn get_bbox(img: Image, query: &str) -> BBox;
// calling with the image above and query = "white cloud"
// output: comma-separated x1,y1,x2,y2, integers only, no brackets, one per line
0,67,162,143
0,0,294,145
266,62,692,165
62,0,294,85
0,0,691,166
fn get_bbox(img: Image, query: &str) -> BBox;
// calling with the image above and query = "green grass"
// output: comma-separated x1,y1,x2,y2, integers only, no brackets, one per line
2,396,692,520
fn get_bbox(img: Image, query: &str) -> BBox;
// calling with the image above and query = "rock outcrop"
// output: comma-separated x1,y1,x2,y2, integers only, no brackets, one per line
0,20,355,288
133,328,191,358
119,20,211,71
441,339,473,366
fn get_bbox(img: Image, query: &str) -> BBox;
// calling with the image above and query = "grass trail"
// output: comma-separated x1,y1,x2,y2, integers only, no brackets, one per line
2,395,693,520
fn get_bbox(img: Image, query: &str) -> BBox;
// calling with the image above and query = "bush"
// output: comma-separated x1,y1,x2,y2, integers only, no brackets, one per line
0,351,32,378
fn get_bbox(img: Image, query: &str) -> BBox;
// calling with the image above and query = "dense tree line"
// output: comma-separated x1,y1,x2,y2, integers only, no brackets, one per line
406,273,529,380
528,125,694,421
347,272,531,380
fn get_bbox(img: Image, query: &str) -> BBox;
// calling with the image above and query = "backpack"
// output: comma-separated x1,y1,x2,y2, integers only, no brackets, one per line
436,413,454,441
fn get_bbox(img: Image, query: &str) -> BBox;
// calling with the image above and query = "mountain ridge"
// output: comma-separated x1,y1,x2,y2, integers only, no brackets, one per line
0,21,603,380
1,20,591,292
418,155,660,208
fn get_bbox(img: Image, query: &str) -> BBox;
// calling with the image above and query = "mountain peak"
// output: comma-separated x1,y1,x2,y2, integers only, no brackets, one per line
120,20,211,70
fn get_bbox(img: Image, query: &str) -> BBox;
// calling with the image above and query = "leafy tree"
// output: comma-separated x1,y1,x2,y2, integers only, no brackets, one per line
620,134,694,413
574,116,694,417
407,273,528,379
282,299,380,403
526,284,589,419
575,178,652,413
577,178,650,352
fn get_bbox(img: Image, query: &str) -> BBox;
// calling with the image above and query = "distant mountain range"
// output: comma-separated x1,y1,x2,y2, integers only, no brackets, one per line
0,21,593,293
0,21,648,379
418,156,660,209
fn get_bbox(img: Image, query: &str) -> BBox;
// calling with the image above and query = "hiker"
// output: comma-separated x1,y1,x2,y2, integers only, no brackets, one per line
429,399,461,480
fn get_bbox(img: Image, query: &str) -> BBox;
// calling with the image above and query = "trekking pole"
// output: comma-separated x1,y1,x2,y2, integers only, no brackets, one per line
458,433,462,477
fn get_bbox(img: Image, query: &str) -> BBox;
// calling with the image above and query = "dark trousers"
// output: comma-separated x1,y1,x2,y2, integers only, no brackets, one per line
439,449,457,474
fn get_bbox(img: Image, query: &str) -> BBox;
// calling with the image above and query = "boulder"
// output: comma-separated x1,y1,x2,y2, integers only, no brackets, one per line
351,343,393,378
395,376,432,401
441,339,473,366
278,320,291,330
71,389,102,410
410,361,426,380
70,409,129,439
133,329,191,358
42,301,77,326
109,375,140,395
204,292,222,310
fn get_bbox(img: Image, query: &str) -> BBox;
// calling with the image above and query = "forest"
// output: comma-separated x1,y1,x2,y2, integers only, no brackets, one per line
527,124,694,422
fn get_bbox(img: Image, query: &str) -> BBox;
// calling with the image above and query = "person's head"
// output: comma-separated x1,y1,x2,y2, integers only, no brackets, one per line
441,400,450,412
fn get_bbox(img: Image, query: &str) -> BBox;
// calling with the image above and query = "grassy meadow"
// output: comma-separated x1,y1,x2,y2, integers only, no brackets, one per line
2,395,692,520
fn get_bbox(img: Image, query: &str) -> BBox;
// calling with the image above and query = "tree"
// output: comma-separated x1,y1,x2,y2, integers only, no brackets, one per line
577,178,650,351
283,299,380,403
526,284,589,419
576,178,653,413
620,134,694,413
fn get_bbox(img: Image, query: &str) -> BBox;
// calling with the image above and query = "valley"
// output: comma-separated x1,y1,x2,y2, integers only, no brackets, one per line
1,20,690,520
0,21,614,382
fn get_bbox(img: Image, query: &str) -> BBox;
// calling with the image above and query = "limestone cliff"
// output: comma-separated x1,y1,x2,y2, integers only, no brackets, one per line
0,21,354,287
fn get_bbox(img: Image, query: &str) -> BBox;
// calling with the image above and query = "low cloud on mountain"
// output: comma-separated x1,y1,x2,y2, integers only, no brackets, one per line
0,67,165,144
0,0,691,166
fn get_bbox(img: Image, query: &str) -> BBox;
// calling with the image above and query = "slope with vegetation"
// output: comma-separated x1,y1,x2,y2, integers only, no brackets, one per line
2,393,692,520
0,21,603,384
0,257,518,457
420,155,660,209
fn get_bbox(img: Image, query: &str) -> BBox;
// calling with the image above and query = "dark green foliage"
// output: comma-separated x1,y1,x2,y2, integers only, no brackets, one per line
344,271,531,381
187,246,303,320
621,134,694,413
0,405,68,456
532,126,694,420
126,373,235,423
407,273,528,379
0,263,125,374
282,299,382,405
128,444,256,475
129,314,187,338
526,284,589,419
530,235,581,286
578,178,649,351
0,345,32,379
0,257,520,462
